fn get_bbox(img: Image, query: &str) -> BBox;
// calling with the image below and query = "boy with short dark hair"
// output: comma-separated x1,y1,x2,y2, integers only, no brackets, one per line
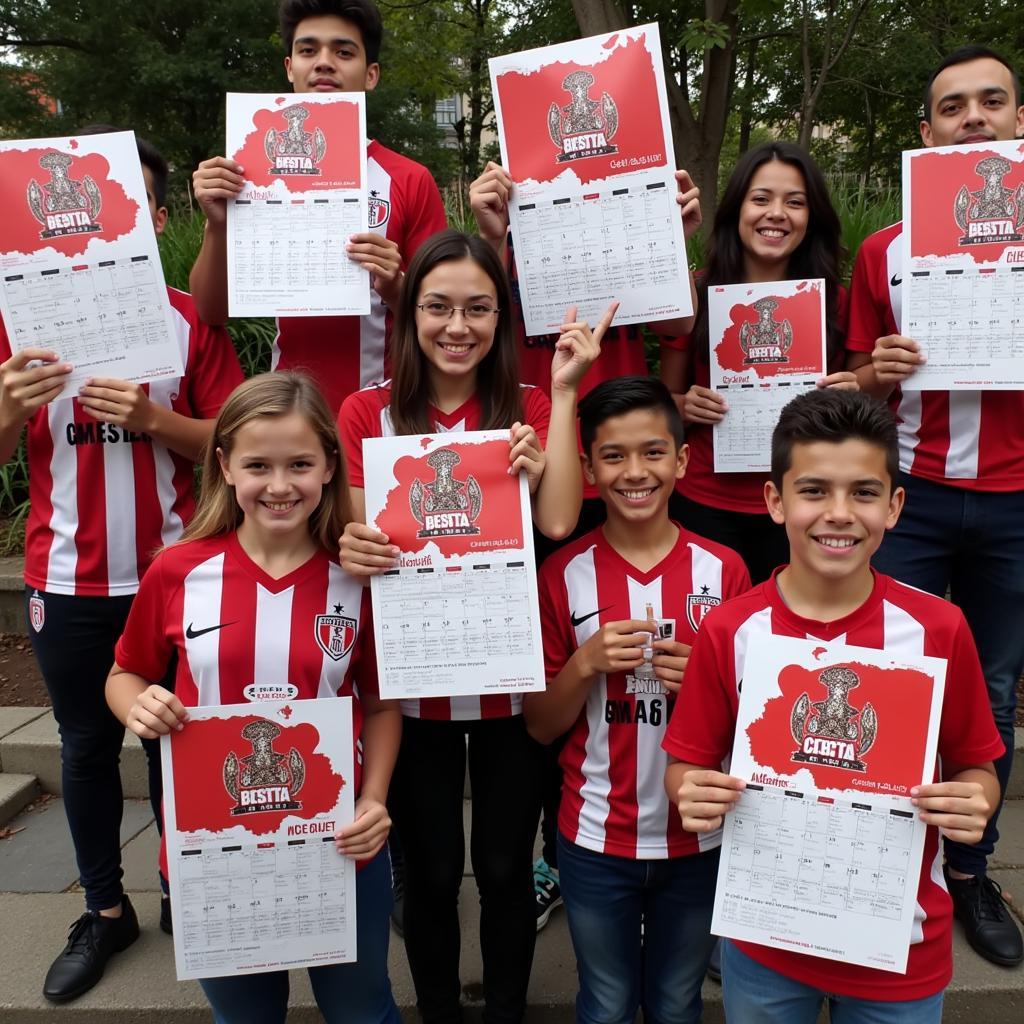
524,376,749,1024
664,389,1003,1022
189,0,447,412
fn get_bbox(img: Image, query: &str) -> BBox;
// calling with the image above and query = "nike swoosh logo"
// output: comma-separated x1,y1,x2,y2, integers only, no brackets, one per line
185,621,236,639
570,606,611,628
890,273,902,287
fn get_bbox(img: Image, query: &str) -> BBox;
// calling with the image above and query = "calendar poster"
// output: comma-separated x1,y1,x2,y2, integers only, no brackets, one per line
489,24,692,335
712,634,946,973
226,92,370,318
364,430,545,700
709,279,826,473
902,140,1024,389
161,697,357,979
0,131,183,398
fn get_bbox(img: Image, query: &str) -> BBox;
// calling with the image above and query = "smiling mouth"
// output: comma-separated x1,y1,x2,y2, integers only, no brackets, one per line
757,228,788,239
262,500,300,512
438,341,474,354
813,536,858,549
617,486,657,503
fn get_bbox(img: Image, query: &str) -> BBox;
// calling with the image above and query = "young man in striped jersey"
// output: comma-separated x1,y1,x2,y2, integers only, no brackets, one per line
666,389,1002,1023
845,46,1024,967
524,377,749,1024
0,135,243,1003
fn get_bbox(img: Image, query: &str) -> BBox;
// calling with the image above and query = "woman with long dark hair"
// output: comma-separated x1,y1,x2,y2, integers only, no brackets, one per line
661,141,856,583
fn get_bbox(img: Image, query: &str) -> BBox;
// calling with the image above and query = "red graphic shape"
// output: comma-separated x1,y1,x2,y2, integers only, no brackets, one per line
0,147,139,258
909,145,1024,262
171,715,344,836
233,103,363,191
374,439,524,557
495,33,667,186
714,285,824,377
746,661,936,793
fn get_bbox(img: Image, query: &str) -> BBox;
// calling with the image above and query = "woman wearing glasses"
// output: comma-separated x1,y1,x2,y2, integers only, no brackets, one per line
336,228,613,1024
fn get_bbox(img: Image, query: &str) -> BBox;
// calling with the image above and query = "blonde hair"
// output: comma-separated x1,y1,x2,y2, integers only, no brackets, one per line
183,372,352,555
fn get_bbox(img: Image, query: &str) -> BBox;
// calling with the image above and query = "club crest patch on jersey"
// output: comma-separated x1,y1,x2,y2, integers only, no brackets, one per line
27,151,102,239
410,447,483,538
954,155,1024,245
739,297,793,365
222,719,305,815
29,591,45,633
264,103,326,175
368,189,390,229
685,587,719,632
315,605,357,661
790,665,878,773
548,69,619,163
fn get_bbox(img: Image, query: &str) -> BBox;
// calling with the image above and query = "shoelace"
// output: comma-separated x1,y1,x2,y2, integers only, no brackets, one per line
534,860,558,895
977,877,1010,923
62,913,97,958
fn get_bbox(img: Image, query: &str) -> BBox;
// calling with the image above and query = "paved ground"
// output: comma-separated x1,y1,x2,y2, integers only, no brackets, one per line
0,714,1022,1020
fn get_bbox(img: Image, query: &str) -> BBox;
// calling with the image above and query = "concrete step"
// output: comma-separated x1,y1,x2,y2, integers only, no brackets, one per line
0,708,149,799
0,772,39,827
2,708,1023,802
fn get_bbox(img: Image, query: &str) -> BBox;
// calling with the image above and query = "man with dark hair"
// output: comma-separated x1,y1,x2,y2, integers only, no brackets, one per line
189,0,447,413
845,46,1024,967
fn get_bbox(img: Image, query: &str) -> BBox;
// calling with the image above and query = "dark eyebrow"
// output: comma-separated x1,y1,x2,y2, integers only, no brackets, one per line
793,475,885,487
937,86,1009,106
420,291,495,301
294,34,362,50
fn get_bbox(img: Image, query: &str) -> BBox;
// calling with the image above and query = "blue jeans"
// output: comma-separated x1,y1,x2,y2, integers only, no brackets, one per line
872,473,1024,875
721,941,943,1023
199,848,400,1024
557,834,718,1024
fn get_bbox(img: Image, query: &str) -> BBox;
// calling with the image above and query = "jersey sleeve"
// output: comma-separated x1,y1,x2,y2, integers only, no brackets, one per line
662,617,737,766
523,387,552,447
846,234,888,353
337,390,378,489
186,319,244,419
114,552,176,682
397,167,448,267
538,558,575,682
0,319,11,361
722,553,753,602
658,329,692,353
937,615,1005,768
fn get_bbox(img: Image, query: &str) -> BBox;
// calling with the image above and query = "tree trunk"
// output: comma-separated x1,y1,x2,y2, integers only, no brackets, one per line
738,38,758,156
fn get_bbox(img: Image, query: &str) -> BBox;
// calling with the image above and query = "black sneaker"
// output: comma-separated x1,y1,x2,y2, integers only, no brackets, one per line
945,868,1023,967
43,895,140,1003
534,857,562,931
160,896,173,935
706,938,722,983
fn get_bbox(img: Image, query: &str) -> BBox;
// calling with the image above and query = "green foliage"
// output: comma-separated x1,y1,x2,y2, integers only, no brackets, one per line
831,183,901,281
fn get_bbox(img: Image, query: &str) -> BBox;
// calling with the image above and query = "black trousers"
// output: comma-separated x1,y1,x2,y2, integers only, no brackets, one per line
26,588,171,910
391,715,544,1024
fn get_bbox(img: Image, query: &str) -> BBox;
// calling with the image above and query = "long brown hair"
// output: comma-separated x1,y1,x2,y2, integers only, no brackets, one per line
388,229,522,435
183,372,352,555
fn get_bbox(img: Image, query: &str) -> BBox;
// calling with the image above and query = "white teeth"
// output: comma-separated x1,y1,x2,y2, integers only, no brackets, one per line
440,343,471,353
621,488,654,499
759,229,785,238
816,537,855,548
264,501,297,511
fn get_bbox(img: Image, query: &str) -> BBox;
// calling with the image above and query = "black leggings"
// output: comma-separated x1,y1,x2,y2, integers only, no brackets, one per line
391,715,544,1024
26,588,172,910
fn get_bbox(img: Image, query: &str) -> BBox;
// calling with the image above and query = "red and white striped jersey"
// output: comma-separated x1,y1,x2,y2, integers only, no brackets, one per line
0,287,243,597
337,379,551,721
272,141,447,414
662,569,1003,1001
846,221,1024,491
539,526,750,859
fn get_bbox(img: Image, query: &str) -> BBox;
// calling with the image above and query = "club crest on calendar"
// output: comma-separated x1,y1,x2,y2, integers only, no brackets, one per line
26,151,102,239
222,720,305,815
264,104,327,175
314,605,357,661
789,665,878,773
547,70,619,163
953,155,1024,245
739,297,793,364
368,189,391,229
410,448,483,538
685,587,719,632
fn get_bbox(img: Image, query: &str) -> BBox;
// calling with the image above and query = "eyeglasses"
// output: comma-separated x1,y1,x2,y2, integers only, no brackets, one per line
416,301,500,321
